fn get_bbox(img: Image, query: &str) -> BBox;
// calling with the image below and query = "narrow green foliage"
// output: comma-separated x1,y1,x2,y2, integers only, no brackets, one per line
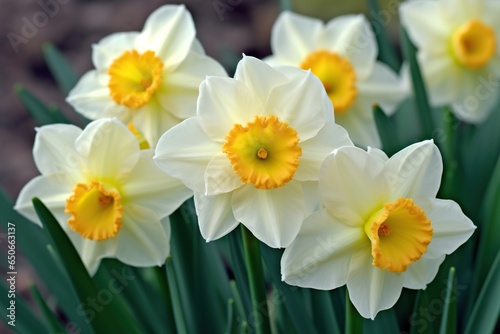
439,267,457,334
14,84,70,126
30,284,66,333
42,43,79,95
345,290,363,334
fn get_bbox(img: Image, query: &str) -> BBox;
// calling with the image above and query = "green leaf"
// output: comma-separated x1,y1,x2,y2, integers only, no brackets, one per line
439,267,457,334
169,199,231,334
30,284,66,333
225,299,239,334
0,189,93,334
32,198,142,334
410,290,433,334
469,157,500,306
14,84,70,126
363,309,400,334
373,105,399,156
345,290,363,334
366,0,400,72
400,27,434,140
311,289,341,334
259,245,318,334
166,257,189,334
0,280,47,334
42,43,78,95
464,250,500,334
241,226,272,334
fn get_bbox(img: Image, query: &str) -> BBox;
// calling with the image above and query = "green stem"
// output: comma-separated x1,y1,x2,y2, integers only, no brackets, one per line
241,227,272,334
440,107,459,198
165,258,189,334
345,290,363,334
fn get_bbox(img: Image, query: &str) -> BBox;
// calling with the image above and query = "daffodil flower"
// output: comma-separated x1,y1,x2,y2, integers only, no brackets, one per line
66,4,227,147
154,56,353,248
400,0,500,123
15,118,192,275
281,140,475,319
265,11,408,148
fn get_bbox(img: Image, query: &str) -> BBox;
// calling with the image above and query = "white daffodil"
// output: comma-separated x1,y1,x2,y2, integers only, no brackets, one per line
400,0,500,123
154,56,353,248
281,140,475,319
265,11,407,148
66,5,227,147
15,118,192,275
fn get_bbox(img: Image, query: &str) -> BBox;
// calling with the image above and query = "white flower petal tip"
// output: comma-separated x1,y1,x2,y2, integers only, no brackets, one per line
400,0,500,123
66,4,226,148
156,56,352,245
267,11,404,147
281,139,474,319
15,119,190,275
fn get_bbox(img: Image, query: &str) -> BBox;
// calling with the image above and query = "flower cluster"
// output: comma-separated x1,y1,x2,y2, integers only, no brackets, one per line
14,2,483,320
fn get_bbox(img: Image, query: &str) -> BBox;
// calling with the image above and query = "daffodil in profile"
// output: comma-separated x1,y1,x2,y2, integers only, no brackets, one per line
281,140,475,319
15,118,192,275
400,0,500,123
154,56,353,248
66,4,227,147
265,11,407,148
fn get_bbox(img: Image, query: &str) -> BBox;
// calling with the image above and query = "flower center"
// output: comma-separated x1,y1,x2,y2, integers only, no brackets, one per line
127,122,150,149
451,19,496,69
223,115,302,190
300,50,357,114
108,49,163,109
364,198,433,273
65,180,123,241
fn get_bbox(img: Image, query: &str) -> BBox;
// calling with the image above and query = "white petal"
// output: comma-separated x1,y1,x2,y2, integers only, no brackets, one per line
399,1,451,51
319,14,377,80
75,119,140,179
194,192,239,241
302,181,321,216
204,153,243,195
33,124,84,180
190,38,205,54
121,150,192,218
419,52,463,107
347,251,404,319
132,98,183,148
367,147,389,162
263,55,296,67
136,5,195,71
320,146,389,225
357,62,408,115
158,51,227,120
232,181,304,248
91,32,139,70
416,198,476,259
66,70,130,122
266,70,329,141
403,255,445,290
386,140,443,200
294,122,353,181
451,73,500,123
281,209,367,289
115,204,170,267
69,232,117,276
154,117,221,193
233,56,289,103
197,77,265,141
335,108,381,149
14,174,73,226
270,11,322,65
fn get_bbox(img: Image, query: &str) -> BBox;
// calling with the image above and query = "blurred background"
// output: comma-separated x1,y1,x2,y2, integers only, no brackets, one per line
0,0,400,332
